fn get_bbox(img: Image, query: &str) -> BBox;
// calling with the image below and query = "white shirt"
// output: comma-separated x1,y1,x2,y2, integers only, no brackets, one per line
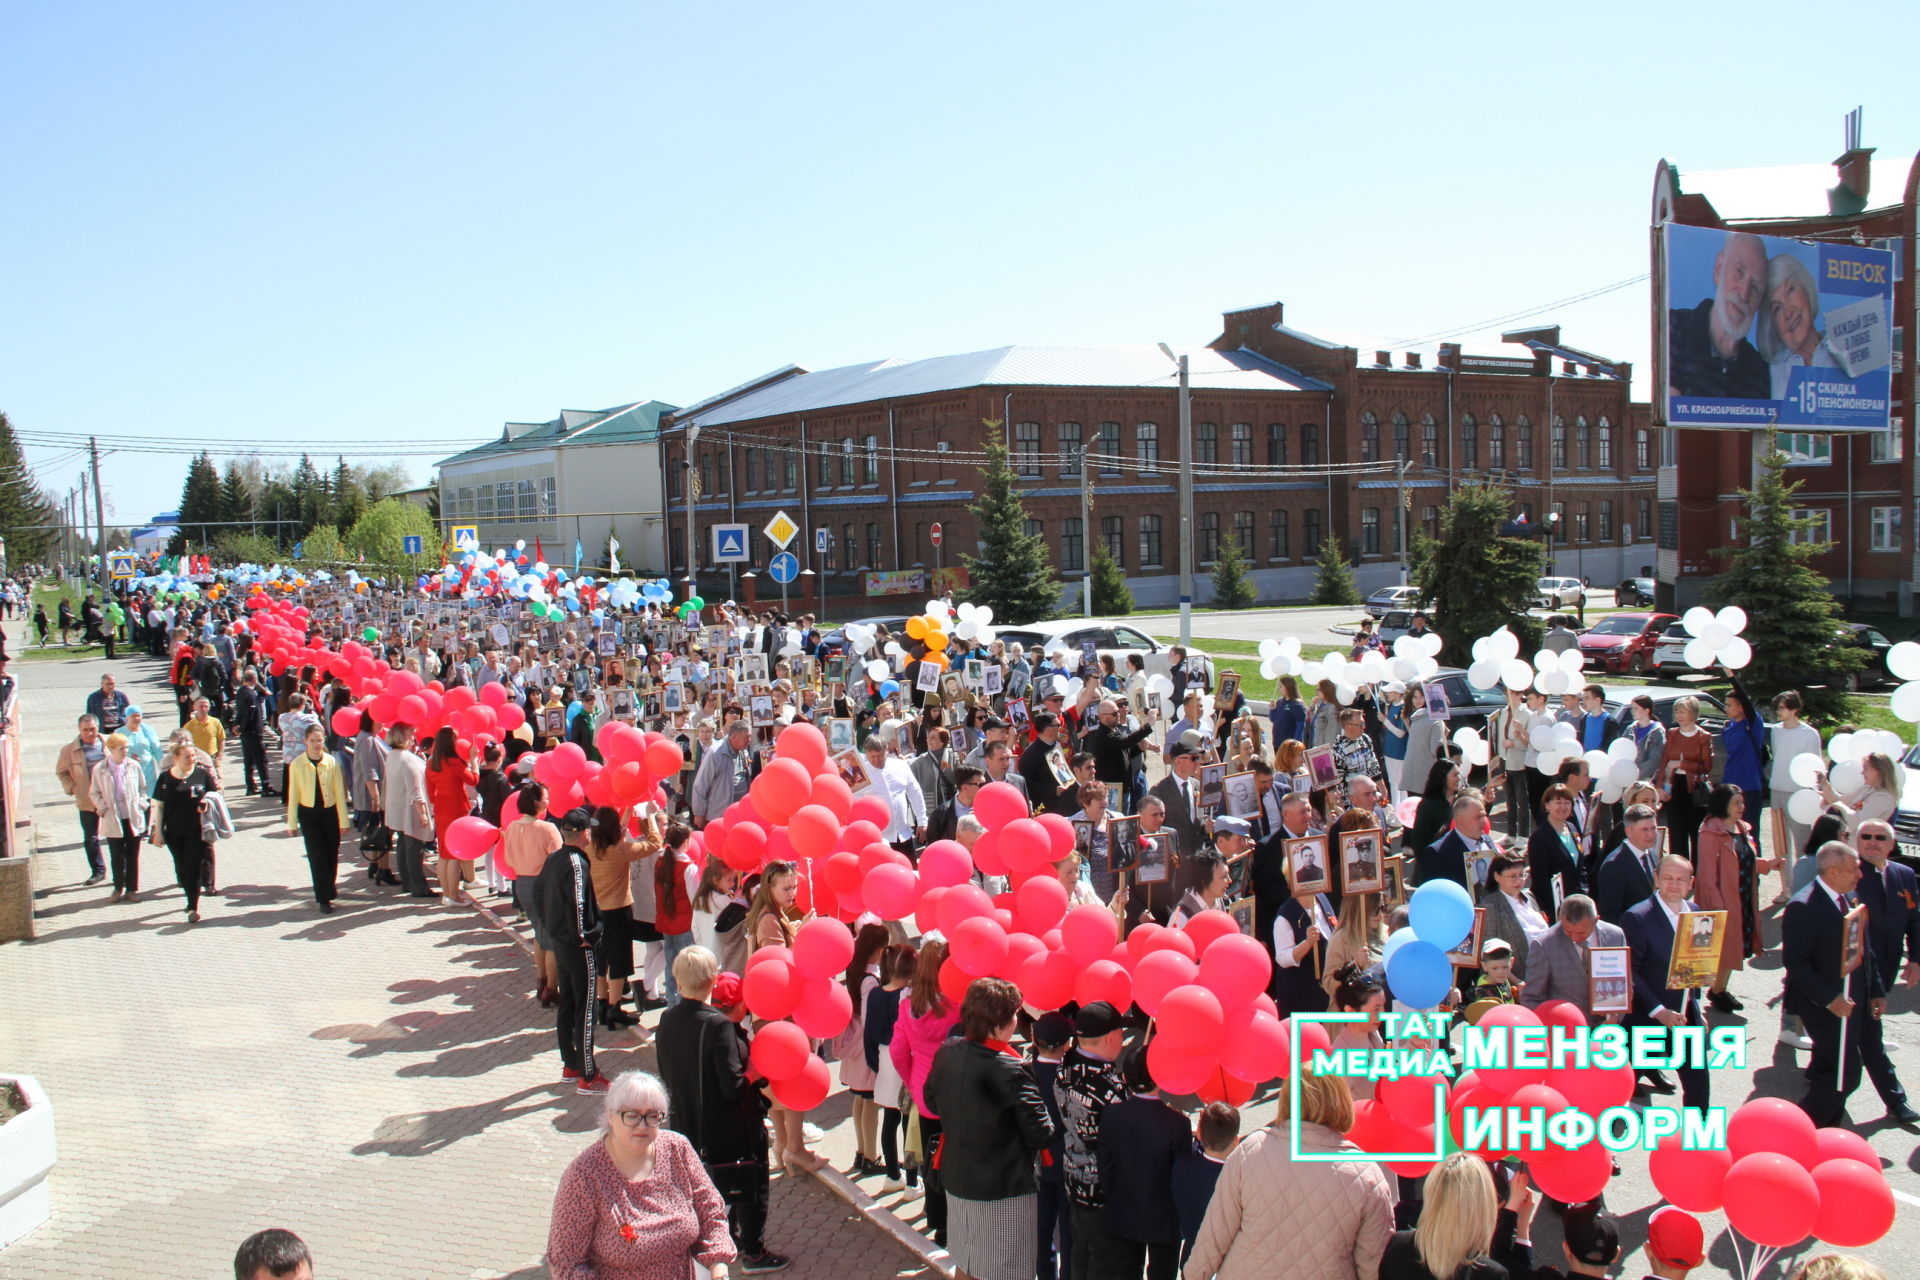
862,756,928,842
1273,896,1335,968
1506,890,1549,939
1768,722,1821,791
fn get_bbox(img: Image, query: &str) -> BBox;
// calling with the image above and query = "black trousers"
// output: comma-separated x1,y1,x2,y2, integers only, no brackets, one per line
1859,991,1908,1111
554,944,598,1077
1037,1179,1071,1280
395,832,431,895
240,733,271,793
1800,1002,1872,1127
1665,785,1705,866
106,834,142,892
1069,1202,1128,1280
706,1146,771,1258
1629,1007,1709,1113
1111,1236,1179,1280
298,804,340,904
919,1113,948,1240
77,809,104,876
166,833,210,912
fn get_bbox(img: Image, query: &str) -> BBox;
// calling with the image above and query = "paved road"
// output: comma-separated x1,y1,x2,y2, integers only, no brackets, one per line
1,637,933,1280
1127,590,1621,652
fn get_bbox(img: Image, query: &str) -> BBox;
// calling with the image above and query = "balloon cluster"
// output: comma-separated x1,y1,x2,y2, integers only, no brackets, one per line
1651,1096,1895,1251
1679,605,1751,672
1885,641,1920,723
1382,880,1476,1009
1465,627,1531,693
1260,635,1444,704
1782,728,1907,824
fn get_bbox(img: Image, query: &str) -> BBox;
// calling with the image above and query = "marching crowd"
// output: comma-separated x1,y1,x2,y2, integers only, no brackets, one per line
41,571,1915,1280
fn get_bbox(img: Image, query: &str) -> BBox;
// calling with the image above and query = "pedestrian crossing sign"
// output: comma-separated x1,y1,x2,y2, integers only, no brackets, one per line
108,553,135,579
451,525,479,554
712,523,751,563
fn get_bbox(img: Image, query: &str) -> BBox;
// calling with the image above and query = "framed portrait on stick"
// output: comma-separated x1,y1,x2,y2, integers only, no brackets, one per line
1285,835,1331,895
1842,902,1868,977
1447,907,1487,968
1338,827,1384,895
1588,945,1632,1015
1381,855,1408,908
1664,910,1726,991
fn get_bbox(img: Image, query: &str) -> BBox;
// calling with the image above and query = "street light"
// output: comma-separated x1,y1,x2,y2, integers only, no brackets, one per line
1158,343,1194,647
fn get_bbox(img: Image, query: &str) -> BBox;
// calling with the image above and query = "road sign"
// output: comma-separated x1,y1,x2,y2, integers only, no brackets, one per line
402,535,424,555
768,551,800,584
108,553,135,579
815,527,831,555
712,523,751,563
763,510,799,548
930,522,943,547
451,525,479,553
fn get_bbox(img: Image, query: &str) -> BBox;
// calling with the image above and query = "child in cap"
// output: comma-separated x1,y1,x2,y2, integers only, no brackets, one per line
1644,1206,1704,1279
1472,938,1521,1005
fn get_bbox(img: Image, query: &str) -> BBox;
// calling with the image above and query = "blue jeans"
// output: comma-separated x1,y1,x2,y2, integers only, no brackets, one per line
662,931,695,1007
77,809,104,877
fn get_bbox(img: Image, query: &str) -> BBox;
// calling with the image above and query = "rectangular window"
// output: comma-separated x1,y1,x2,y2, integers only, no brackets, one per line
1361,507,1381,556
1101,514,1124,565
1360,416,1380,463
1392,416,1410,463
1268,509,1289,559
456,486,473,517
1139,515,1162,568
1230,423,1252,466
1639,498,1653,541
1422,505,1440,542
816,440,833,489
864,435,879,485
1136,422,1159,462
541,477,557,516
1014,423,1042,476
517,478,537,519
867,522,882,568
1779,433,1832,466
1790,508,1832,546
1635,429,1651,470
840,439,856,486
1574,505,1590,543
1195,424,1218,466
743,448,758,492
1198,512,1220,564
1551,421,1568,470
1096,422,1122,474
1268,424,1287,466
1061,517,1084,573
1303,509,1323,556
1420,417,1437,468
1023,518,1043,545
1488,421,1507,470
1460,418,1478,470
1301,424,1320,466
495,481,514,516
667,455,682,498
477,484,495,521
1232,510,1253,555
1516,425,1534,471
1871,421,1906,463
1871,506,1901,551
784,450,797,491
842,522,855,570
1597,426,1613,469
1059,423,1083,476
1598,500,1614,541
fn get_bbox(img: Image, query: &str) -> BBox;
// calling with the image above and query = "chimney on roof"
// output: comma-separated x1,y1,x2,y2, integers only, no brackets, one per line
1405,353,1422,369
1437,343,1461,371
1831,106,1874,215
1375,350,1392,367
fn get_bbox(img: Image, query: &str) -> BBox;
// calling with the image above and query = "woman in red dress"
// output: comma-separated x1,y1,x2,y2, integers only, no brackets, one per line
425,727,479,902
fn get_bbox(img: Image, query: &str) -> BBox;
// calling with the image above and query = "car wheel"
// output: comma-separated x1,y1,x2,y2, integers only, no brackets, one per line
1631,652,1648,676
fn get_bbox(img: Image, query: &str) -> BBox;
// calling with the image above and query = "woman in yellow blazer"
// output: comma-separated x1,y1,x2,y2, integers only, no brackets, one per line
286,722,352,913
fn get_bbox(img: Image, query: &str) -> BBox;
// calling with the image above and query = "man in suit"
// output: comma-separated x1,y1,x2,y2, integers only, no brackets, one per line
1021,712,1076,816
980,739,1029,803
1783,840,1890,1127
1419,792,1500,891
909,726,956,816
1250,791,1320,973
1854,820,1920,1125
1622,854,1711,1111
1595,803,1662,925
1084,699,1152,808
1147,743,1207,860
1522,894,1628,1019
926,766,984,846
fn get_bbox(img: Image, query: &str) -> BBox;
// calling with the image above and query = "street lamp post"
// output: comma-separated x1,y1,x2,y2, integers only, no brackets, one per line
1159,343,1194,647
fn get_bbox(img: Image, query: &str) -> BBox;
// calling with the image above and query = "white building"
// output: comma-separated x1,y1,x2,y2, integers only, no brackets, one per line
436,401,675,574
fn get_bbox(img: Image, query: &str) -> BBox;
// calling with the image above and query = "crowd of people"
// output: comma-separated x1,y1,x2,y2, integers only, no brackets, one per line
41,569,1917,1279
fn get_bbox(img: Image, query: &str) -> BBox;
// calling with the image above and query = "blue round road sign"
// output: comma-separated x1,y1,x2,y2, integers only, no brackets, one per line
768,551,800,584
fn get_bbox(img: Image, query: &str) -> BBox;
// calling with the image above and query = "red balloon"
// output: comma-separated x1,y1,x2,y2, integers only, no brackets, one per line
1145,1036,1215,1095
1274,1017,1333,1078
1347,1098,1400,1152
1474,1008,1548,1094
808,773,853,822
821,851,864,897
1724,1152,1820,1248
970,829,1007,877
1132,950,1199,1016
949,917,1010,977
1182,908,1240,955
1127,922,1167,961
1812,1125,1880,1170
747,944,793,971
1729,1097,1820,1169
1379,1071,1451,1129
1061,904,1119,967
330,707,363,737
936,884,994,937
771,1054,831,1111
1014,874,1069,935
792,917,855,979
849,795,892,830
1383,1120,1440,1179
743,957,804,1020
999,932,1047,982
443,815,499,862
1073,959,1133,1012
1218,1009,1288,1084
1157,986,1226,1055
1016,948,1079,1011
918,840,974,889
644,739,685,778
723,822,768,871
1448,1086,1519,1162
1545,1062,1635,1115
776,721,830,773
749,1021,812,1081
973,781,1028,830
937,954,973,1007
495,703,525,732
792,977,854,1040
1531,1139,1611,1204
475,680,506,708
1035,811,1077,858
1195,1067,1256,1108
1196,933,1271,1009
1152,928,1197,961
550,742,589,779
785,805,840,861
1532,999,1588,1031
999,818,1052,873
398,694,430,725
1811,1157,1895,1247
753,758,814,822
841,820,885,853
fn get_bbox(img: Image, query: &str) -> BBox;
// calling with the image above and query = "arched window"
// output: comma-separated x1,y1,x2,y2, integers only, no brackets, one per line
1460,414,1479,471
1597,417,1614,469
1392,413,1411,463
1487,414,1506,469
1420,414,1438,468
1515,416,1535,470
1551,416,1568,470
1574,416,1591,470
1360,412,1380,463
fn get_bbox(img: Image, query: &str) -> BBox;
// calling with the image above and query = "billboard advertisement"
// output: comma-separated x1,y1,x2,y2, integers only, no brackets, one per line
1661,222,1893,430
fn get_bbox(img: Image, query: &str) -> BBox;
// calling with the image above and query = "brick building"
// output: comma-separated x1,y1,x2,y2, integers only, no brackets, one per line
658,306,1657,614
1652,140,1917,612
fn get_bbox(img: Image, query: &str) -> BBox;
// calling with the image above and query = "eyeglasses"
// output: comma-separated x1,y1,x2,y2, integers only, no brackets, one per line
1859,833,1893,842
617,1109,668,1129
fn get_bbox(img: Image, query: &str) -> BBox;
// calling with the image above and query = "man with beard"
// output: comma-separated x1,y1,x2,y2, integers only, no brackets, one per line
1668,230,1771,400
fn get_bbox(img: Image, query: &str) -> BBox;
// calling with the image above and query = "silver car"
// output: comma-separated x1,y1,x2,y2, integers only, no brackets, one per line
1535,576,1585,610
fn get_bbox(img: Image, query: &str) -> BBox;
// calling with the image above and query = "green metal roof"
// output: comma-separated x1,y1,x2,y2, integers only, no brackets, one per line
436,399,677,468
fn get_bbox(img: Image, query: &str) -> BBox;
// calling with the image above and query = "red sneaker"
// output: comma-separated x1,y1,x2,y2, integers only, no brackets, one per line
560,1066,581,1081
576,1073,610,1095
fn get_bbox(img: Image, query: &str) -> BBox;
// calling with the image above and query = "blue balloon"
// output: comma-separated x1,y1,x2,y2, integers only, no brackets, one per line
1381,927,1418,969
563,596,580,612
1386,940,1454,1010
1408,879,1475,951
879,680,901,697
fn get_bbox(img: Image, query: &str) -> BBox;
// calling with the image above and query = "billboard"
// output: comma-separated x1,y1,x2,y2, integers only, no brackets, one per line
1660,222,1893,431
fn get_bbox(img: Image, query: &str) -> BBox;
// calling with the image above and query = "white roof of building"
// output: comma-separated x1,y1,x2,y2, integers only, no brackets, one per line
1677,156,1913,221
673,344,1331,428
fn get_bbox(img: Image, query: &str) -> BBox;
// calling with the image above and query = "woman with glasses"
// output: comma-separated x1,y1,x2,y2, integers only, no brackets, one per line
547,1068,742,1279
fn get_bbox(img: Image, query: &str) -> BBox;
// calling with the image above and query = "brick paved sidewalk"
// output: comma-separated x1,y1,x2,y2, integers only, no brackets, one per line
1,642,933,1279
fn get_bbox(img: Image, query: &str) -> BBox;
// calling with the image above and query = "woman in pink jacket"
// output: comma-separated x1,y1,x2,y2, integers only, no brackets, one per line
1695,783,1779,1015
889,938,960,1248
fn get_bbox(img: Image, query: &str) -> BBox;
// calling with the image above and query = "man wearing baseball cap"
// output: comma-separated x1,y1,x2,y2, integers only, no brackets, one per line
1516,1198,1621,1278
1642,1206,1703,1280
538,807,607,1094
1052,1001,1129,1278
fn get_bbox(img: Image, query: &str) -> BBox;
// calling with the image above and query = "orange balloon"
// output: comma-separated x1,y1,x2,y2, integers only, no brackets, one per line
922,649,949,671
905,616,928,640
924,628,948,651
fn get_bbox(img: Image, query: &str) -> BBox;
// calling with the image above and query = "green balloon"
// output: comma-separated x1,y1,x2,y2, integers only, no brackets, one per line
688,596,704,611
362,626,379,642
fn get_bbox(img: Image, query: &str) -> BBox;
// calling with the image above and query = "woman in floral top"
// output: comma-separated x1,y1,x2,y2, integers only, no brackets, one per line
547,1069,736,1280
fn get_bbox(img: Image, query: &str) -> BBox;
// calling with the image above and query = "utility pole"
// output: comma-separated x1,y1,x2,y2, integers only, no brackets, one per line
1161,345,1194,646
1396,458,1411,586
91,437,107,597
78,471,89,571
684,424,702,614
1080,465,1093,618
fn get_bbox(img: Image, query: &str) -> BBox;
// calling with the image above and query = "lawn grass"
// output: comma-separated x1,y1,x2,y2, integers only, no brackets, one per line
16,642,108,662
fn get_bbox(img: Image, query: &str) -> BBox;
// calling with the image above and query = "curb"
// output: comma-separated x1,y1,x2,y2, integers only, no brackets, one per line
463,890,537,960
807,1167,954,1279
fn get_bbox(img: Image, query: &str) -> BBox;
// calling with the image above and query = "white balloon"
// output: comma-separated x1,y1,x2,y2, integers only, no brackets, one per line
1682,606,1716,637
1260,657,1284,681
1489,628,1520,662
1788,753,1826,789
1414,656,1441,680
1392,657,1422,682
1682,638,1717,671
1453,727,1483,750
1466,741,1490,767
1699,621,1733,650
1830,761,1865,795
1146,673,1174,698
1468,659,1504,690
865,659,889,682
1859,729,1907,758
1419,633,1445,658
1471,636,1492,663
1532,650,1558,673
1258,638,1282,660
1889,643,1920,684
1607,737,1637,762
1393,636,1423,660
1501,659,1534,691
1535,746,1569,774
1323,650,1348,671
1299,662,1324,687
1359,653,1392,682
1335,683,1357,705
1541,669,1572,696
1787,787,1827,825
1597,784,1626,804
1719,636,1752,670
1529,724,1560,751
1553,723,1581,746
1827,732,1861,764
1607,757,1638,787
1714,606,1748,635
974,605,993,625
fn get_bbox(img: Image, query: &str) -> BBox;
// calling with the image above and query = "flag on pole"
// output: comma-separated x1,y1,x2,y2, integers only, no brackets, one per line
535,536,544,565
573,539,584,572
608,537,621,575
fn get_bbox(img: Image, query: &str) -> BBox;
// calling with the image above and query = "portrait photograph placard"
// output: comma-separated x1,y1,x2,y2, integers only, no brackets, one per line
1447,907,1487,968
1665,910,1726,991
1286,835,1331,895
1588,945,1632,1015
1339,827,1384,895
1222,770,1259,819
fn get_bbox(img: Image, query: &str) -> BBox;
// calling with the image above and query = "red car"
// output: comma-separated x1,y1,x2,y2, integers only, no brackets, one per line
1576,612,1677,675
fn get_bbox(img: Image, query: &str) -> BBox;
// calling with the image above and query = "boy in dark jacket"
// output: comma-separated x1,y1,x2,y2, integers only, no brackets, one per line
1171,1101,1241,1266
537,808,604,1092
1097,1044,1192,1279
1026,1012,1074,1280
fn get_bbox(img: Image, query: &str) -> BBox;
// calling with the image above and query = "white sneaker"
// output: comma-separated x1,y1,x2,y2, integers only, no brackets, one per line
1779,1027,1814,1050
880,1176,904,1194
802,1122,825,1145
898,1181,923,1200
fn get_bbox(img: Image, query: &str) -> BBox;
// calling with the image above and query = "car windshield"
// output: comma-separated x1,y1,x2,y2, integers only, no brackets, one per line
1587,616,1646,636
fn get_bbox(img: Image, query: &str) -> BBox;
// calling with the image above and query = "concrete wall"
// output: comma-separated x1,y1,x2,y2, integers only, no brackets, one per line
556,443,666,576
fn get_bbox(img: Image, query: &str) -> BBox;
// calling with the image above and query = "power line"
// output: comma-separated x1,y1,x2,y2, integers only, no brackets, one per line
1386,274,1649,349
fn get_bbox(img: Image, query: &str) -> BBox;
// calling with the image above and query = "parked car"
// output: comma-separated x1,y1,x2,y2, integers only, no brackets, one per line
1535,576,1585,610
1576,612,1676,676
1614,577,1657,607
1600,686,1729,735
995,619,1209,681
816,615,913,657
1654,619,1895,688
1365,585,1425,618
1890,743,1920,869
1648,619,1695,676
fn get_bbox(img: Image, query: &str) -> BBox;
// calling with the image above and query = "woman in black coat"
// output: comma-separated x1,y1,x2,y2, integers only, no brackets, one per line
923,976,1057,1280
1524,782,1584,919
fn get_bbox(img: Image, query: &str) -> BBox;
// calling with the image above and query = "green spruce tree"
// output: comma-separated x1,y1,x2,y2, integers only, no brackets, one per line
958,422,1059,623
0,412,62,563
1409,482,1545,666
1311,532,1360,606
291,453,326,537
331,457,364,534
1209,533,1256,609
1708,430,1862,720
1089,537,1133,615
218,462,254,527
172,452,222,553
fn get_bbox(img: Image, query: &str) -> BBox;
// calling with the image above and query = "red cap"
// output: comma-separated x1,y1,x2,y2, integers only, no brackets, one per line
1646,1207,1704,1269
710,972,744,1009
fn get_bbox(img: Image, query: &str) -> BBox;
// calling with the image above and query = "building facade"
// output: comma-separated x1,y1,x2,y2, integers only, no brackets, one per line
1652,142,1918,612
437,401,675,573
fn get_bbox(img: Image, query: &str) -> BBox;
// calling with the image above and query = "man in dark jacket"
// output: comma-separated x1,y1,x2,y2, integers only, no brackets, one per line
1052,1001,1129,1280
1026,1012,1074,1280
1783,840,1889,1127
537,808,605,1093
1172,1102,1240,1267
655,945,790,1274
1084,698,1151,796
1621,854,1710,1112
1097,1045,1190,1278
1020,712,1074,816
925,767,983,846
233,669,277,797
1854,820,1920,1126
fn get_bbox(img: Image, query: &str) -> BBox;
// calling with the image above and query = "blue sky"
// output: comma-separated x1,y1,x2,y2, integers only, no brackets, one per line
4,2,1916,522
